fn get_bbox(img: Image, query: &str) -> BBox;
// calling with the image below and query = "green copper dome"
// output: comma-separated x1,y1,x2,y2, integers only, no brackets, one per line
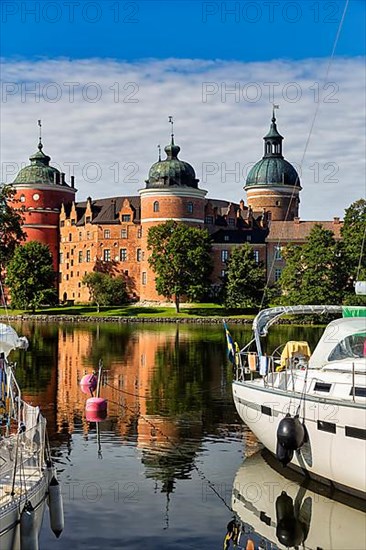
245,111,301,188
146,136,199,189
13,141,65,186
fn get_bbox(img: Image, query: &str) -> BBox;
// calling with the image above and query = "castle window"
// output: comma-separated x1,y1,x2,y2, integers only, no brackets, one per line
20,194,26,203
187,202,193,214
33,193,40,201
78,251,83,263
60,221,65,227
275,268,282,281
104,229,111,239
142,272,147,285
253,250,259,263
59,253,63,264
221,250,229,263
122,214,131,222
224,235,229,242
86,250,91,263
71,260,74,266
85,216,91,223
121,228,128,238
71,219,76,226
221,270,226,278
69,233,72,242
103,249,111,262
276,200,281,206
228,218,235,226
247,235,252,242
205,216,214,224
71,249,74,255
86,231,91,240
120,248,127,261
79,232,82,240
136,249,142,262
153,201,159,213
274,245,283,260
138,227,142,238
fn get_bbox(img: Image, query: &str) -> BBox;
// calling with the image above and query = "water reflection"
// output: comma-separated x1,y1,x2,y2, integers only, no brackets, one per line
232,450,366,550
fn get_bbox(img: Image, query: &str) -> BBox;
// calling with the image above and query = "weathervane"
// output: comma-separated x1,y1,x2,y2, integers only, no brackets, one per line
272,104,279,120
38,119,43,148
168,115,174,138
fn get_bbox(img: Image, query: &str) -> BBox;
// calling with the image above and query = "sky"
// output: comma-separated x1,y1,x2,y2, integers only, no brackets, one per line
0,0,365,219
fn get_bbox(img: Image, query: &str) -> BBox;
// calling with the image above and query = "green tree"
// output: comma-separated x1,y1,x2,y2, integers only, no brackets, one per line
6,241,56,312
280,224,343,305
147,221,213,312
340,199,366,304
224,243,266,308
0,185,25,273
82,272,128,312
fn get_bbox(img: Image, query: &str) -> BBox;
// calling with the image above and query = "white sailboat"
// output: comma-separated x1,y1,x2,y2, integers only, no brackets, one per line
227,303,366,498
0,323,64,549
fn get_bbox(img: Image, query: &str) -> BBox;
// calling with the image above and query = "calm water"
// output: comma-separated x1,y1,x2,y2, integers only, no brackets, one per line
9,321,356,550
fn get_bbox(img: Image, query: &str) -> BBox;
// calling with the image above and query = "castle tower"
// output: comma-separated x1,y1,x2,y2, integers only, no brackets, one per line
10,132,76,274
245,110,301,221
139,120,207,301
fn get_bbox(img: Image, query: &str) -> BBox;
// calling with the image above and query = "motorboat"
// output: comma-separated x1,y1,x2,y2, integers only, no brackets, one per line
226,304,366,498
0,323,64,549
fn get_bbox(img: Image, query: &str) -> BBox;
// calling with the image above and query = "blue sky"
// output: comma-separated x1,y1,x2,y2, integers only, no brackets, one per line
2,1,365,61
1,1,365,219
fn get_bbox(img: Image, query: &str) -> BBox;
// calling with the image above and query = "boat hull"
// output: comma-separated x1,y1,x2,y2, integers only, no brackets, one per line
233,380,366,498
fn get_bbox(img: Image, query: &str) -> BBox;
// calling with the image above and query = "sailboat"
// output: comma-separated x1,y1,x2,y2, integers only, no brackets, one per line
0,322,64,549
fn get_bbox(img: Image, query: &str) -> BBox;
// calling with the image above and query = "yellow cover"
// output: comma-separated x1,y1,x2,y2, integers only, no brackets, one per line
280,341,311,369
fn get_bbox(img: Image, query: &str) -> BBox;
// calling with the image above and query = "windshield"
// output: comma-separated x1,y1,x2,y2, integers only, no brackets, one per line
328,333,366,361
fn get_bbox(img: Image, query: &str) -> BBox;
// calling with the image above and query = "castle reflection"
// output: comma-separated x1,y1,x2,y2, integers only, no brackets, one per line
13,322,240,492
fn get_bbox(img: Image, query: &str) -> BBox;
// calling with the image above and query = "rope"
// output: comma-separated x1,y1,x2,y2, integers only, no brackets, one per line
260,0,350,309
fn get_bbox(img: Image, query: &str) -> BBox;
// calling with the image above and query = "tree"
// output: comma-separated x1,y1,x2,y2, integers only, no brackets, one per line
6,241,57,312
82,272,128,312
0,185,25,272
280,224,344,305
340,199,366,304
147,221,213,312
224,243,267,308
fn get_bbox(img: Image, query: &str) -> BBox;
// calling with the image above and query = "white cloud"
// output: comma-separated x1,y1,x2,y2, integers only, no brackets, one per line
0,56,365,219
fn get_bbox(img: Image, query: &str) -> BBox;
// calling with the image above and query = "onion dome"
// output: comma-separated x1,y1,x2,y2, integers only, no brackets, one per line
13,139,68,186
146,135,199,189
246,110,301,188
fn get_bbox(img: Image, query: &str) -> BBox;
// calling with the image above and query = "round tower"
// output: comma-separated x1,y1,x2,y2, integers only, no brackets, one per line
10,135,76,273
245,110,301,221
139,121,207,301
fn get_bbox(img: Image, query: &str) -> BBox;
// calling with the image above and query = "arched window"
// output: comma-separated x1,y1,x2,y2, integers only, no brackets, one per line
153,201,159,212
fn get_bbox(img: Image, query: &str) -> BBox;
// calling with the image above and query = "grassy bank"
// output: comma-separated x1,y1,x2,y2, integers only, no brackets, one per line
0,303,256,320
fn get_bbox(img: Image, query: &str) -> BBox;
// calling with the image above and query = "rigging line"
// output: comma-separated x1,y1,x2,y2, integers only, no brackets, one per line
104,380,233,401
356,224,366,281
107,396,235,514
0,277,10,325
259,0,350,310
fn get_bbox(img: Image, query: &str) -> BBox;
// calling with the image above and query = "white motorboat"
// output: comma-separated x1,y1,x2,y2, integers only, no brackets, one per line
226,305,366,499
0,323,64,549
231,450,366,550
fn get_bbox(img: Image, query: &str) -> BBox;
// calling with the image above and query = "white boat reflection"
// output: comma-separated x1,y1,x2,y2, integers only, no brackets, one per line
231,450,366,550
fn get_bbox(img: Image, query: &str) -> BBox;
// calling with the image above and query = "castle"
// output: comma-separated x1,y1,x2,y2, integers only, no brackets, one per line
9,112,342,303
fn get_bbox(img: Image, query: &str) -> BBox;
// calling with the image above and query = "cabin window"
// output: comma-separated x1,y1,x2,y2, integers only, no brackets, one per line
328,333,366,361
350,387,366,397
314,382,331,393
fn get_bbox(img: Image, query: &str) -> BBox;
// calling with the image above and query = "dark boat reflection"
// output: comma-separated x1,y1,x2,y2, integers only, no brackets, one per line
231,450,366,550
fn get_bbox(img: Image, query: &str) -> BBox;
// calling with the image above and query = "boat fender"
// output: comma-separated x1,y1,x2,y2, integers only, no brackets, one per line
275,491,305,547
20,500,39,550
277,414,305,451
48,476,64,538
276,440,294,467
80,373,97,395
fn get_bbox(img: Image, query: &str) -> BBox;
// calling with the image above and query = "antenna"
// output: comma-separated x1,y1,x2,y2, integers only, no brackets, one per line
157,144,161,161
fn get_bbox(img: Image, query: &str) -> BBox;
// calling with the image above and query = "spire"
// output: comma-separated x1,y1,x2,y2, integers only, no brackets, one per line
29,120,51,165
165,116,180,159
157,144,161,161
38,119,43,151
263,106,283,158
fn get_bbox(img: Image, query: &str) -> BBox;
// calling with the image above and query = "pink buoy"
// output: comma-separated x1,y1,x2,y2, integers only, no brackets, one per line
80,374,97,395
85,397,107,422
